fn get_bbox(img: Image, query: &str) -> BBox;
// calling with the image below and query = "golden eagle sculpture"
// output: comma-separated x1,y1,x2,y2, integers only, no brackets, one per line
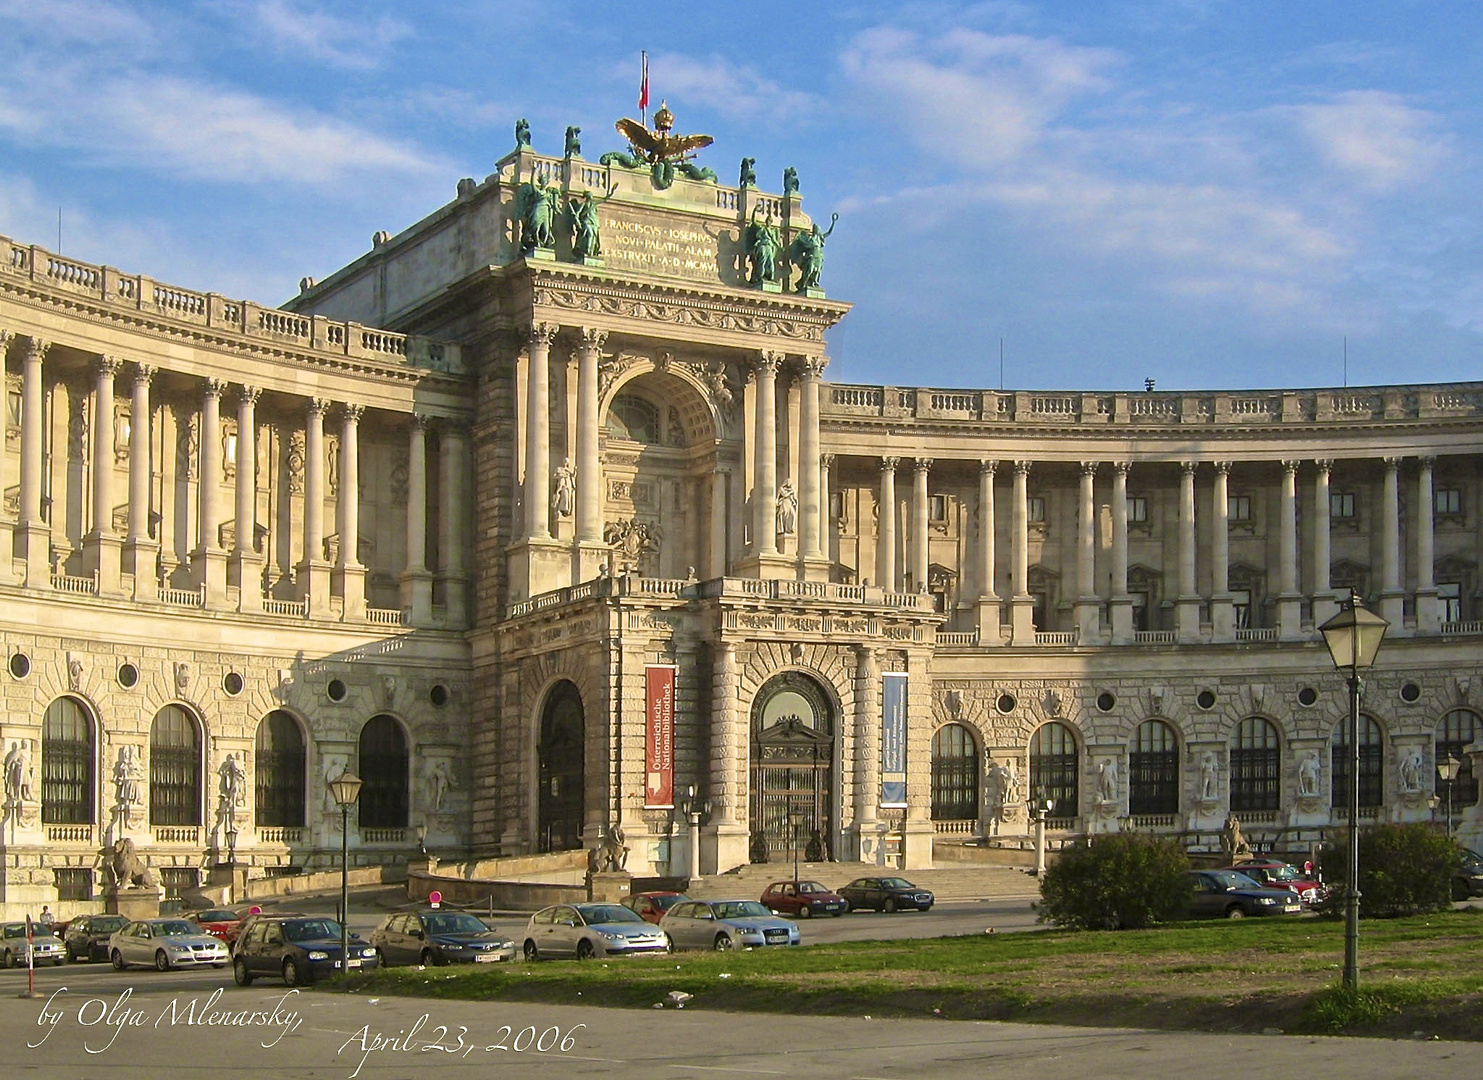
603,102,717,189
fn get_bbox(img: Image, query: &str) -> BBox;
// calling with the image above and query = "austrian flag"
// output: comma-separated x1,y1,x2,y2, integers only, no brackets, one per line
639,51,649,112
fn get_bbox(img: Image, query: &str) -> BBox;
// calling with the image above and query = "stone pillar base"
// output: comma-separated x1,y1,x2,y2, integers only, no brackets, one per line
704,823,750,876
105,887,162,921
19,521,50,588
798,554,832,583
732,550,795,581
1381,590,1405,632
195,546,228,607
1415,588,1440,633
1279,594,1304,640
125,538,160,600
901,819,936,870
334,562,367,621
571,540,610,584
1209,595,1234,643
851,820,886,864
1176,596,1202,642
84,532,124,598
299,558,332,615
400,567,436,625
1312,591,1340,629
1010,596,1036,645
506,537,569,605
1074,598,1101,642
587,871,632,904
1109,595,1133,644
974,598,1003,644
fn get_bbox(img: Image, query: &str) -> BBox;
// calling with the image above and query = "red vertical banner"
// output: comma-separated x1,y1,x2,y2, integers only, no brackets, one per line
645,664,676,808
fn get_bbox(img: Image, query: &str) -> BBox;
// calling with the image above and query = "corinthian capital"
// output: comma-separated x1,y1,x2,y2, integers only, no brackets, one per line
579,327,608,352
529,323,559,348
755,351,785,377
97,355,124,377
799,355,828,379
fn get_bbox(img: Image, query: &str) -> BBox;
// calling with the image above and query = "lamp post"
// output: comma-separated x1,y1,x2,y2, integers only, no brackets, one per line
329,769,363,980
788,806,804,883
1319,588,1390,991
1437,755,1461,838
680,785,708,882
1032,798,1055,876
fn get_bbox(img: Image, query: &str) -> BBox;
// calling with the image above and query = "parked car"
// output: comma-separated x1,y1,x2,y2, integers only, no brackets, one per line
1188,870,1303,918
1454,848,1483,901
760,880,848,918
837,877,934,913
1218,860,1327,905
226,911,304,953
63,914,129,962
621,891,689,925
370,910,516,966
108,918,230,971
232,915,377,986
0,922,65,967
188,907,250,943
661,899,802,951
522,903,669,960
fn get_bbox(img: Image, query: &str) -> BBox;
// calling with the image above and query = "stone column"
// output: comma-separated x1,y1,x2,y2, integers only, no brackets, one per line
1210,462,1233,641
195,379,227,604
83,356,124,597
1075,461,1099,641
575,328,605,543
910,458,930,593
299,397,331,614
975,460,1001,642
400,414,433,624
1176,461,1200,642
798,357,826,572
1312,460,1336,625
1109,462,1133,643
438,419,468,626
1010,460,1035,644
1416,456,1438,632
333,404,367,620
231,386,262,613
875,457,897,590
524,324,556,540
125,364,157,600
752,351,782,558
1381,457,1403,625
708,469,729,578
18,337,50,586
1279,460,1302,639
851,645,883,863
819,453,834,567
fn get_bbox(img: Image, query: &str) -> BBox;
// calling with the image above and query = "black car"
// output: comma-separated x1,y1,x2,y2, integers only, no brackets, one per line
231,915,378,987
1454,848,1483,900
1188,870,1303,918
63,914,129,962
370,910,517,966
837,876,934,913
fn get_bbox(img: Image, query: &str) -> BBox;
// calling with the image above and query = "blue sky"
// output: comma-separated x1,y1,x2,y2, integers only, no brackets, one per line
1,1,1480,391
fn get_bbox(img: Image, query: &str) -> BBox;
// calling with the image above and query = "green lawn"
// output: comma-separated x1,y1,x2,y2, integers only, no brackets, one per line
342,910,1483,1040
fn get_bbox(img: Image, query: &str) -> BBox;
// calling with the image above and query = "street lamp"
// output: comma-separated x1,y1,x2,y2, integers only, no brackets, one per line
787,806,804,882
1032,798,1056,876
1437,755,1461,838
680,785,709,882
329,769,363,980
1319,588,1390,991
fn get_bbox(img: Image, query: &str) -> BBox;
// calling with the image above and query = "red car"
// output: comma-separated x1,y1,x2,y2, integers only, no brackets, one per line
1219,861,1327,905
760,880,848,918
620,892,688,925
188,907,252,943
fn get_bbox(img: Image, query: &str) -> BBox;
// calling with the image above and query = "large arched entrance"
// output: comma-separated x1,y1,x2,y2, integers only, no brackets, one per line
537,681,585,852
748,672,835,863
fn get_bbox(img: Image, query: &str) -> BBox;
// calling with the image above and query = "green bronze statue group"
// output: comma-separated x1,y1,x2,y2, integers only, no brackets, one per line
511,117,839,291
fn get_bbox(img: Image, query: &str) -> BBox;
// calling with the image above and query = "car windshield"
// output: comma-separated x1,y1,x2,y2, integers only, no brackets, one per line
1210,871,1262,890
797,882,829,894
649,895,684,910
713,901,771,920
154,921,197,936
878,878,915,890
1265,865,1299,881
92,917,127,933
195,909,239,922
424,914,488,935
577,905,644,925
284,920,342,941
2,925,25,938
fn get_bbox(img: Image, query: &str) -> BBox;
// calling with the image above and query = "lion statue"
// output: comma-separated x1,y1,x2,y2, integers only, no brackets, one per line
109,837,161,890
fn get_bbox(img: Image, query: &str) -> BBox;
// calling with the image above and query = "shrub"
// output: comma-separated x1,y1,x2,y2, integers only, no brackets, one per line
1320,823,1460,918
1037,832,1192,930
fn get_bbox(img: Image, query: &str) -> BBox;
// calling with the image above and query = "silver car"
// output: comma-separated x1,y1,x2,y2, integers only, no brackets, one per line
522,903,669,960
660,899,802,951
108,918,230,971
0,922,65,967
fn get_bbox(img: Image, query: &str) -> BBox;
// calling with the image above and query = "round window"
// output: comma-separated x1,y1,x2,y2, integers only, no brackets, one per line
223,671,244,696
327,678,348,702
8,653,30,680
1399,682,1422,703
1196,689,1217,711
430,684,448,707
1297,687,1318,707
996,693,1017,714
117,663,139,689
1096,692,1116,713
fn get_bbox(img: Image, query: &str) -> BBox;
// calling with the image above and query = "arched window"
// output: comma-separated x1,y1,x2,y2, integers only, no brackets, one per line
539,683,586,853
608,394,660,444
358,715,408,829
1129,719,1179,815
1331,714,1383,809
1230,717,1280,812
1029,721,1077,815
149,705,201,826
41,697,94,825
930,724,978,821
254,712,305,828
1436,709,1480,809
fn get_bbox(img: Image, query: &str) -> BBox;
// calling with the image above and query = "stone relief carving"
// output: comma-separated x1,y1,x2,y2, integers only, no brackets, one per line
112,744,145,828
287,430,306,494
1297,751,1321,798
66,651,83,691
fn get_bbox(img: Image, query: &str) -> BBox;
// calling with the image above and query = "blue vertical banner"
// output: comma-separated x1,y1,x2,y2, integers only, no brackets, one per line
881,671,908,807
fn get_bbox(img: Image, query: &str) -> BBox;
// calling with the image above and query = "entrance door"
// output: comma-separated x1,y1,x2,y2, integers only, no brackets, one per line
537,682,584,852
748,673,834,863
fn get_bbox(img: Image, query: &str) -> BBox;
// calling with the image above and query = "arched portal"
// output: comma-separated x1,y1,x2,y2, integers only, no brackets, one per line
748,672,835,863
537,681,585,853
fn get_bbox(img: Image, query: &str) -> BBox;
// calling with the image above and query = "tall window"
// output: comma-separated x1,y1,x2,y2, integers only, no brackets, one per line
608,394,660,444
42,697,95,825
1331,714,1383,809
1439,582,1463,624
1435,488,1463,516
1129,720,1179,815
1027,496,1046,523
1229,717,1280,812
1228,495,1252,521
359,715,409,829
254,712,305,828
1030,722,1078,816
1437,709,1480,809
1127,496,1149,523
930,723,978,820
1330,492,1356,520
149,705,201,826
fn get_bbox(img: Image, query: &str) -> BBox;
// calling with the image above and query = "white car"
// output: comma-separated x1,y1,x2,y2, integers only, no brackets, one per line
0,922,65,967
108,918,230,971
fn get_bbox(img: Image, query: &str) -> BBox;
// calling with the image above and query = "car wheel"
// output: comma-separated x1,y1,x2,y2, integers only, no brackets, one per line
663,934,675,952
798,904,813,918
282,958,302,987
53,957,65,967
111,949,126,971
233,957,254,986
212,962,226,969
713,934,733,952
1453,878,1468,902
576,939,596,961
883,897,898,914
1225,905,1246,920
523,939,539,962
843,899,855,913
155,950,171,972
831,910,843,918
420,949,436,968
375,948,387,968
1,949,12,969
64,945,76,963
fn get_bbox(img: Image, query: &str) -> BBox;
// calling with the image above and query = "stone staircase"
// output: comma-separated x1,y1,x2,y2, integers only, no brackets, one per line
681,861,1042,902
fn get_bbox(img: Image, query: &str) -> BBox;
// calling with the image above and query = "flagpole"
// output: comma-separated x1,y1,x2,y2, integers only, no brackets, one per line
640,50,649,129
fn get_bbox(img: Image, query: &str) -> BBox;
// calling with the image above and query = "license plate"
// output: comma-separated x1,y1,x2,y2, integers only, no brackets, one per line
346,958,362,968
473,953,502,963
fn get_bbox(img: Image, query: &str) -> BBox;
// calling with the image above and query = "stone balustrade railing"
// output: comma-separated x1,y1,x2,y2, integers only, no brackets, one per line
824,382,1483,427
507,574,939,620
0,236,460,371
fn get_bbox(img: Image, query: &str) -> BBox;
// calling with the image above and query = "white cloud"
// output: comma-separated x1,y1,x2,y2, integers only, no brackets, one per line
643,52,821,125
236,0,413,71
1282,90,1448,193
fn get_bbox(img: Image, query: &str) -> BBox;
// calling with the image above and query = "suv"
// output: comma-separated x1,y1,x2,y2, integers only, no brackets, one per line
231,915,378,987
1218,860,1327,905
